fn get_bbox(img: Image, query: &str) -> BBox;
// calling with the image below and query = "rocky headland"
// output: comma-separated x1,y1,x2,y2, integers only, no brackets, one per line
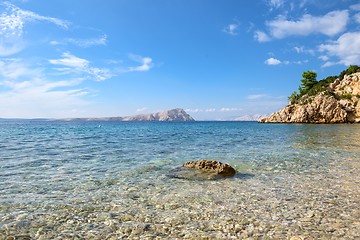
260,66,360,123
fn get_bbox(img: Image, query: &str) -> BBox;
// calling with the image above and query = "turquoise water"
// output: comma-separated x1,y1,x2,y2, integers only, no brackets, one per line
1,120,360,239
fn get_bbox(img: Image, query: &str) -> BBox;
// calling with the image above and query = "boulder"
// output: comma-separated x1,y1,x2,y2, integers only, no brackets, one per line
168,160,236,180
183,160,236,177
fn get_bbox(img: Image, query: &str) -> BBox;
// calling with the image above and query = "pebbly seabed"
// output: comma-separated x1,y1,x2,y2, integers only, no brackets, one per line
0,120,359,239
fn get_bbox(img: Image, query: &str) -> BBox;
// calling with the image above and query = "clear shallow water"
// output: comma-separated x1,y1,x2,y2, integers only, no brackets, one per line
0,120,359,239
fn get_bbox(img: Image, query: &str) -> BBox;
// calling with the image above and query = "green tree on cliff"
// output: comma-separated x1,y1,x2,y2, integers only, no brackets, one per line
288,70,318,104
299,71,317,94
288,66,360,105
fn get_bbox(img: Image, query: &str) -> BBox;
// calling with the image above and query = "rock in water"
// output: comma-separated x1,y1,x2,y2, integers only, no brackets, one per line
183,160,236,177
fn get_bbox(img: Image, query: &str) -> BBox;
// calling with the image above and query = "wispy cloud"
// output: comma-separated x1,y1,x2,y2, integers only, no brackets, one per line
127,54,153,72
0,58,41,80
0,1,69,37
50,34,108,48
0,1,70,56
223,21,240,36
254,30,271,42
293,46,315,55
49,52,111,81
185,108,214,113
0,58,89,118
220,107,242,112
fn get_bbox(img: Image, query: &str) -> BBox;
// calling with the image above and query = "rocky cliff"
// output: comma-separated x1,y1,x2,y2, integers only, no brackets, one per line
121,108,195,121
260,72,360,123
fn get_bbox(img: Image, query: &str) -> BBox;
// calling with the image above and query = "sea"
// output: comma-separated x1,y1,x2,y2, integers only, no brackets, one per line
0,120,359,239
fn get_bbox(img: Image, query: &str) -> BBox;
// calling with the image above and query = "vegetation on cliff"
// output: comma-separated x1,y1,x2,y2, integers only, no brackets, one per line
288,65,360,105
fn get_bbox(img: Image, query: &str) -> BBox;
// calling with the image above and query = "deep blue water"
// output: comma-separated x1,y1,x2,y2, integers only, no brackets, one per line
1,120,360,238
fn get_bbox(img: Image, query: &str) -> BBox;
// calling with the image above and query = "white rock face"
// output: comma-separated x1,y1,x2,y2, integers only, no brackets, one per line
260,72,360,123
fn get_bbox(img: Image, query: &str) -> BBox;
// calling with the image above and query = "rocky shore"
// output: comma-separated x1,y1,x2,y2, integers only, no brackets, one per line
260,71,360,123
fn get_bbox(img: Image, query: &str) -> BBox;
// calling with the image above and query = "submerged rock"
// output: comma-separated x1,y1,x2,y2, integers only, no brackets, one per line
183,160,236,176
169,160,236,180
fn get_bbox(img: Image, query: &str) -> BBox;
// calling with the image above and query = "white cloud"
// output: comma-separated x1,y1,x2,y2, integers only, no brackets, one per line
319,32,360,67
267,10,349,39
50,34,107,48
49,52,111,81
265,57,281,65
0,2,70,56
127,54,153,72
254,30,271,42
223,22,239,36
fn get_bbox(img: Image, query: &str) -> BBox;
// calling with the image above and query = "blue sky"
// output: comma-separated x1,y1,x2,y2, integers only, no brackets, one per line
1,0,360,120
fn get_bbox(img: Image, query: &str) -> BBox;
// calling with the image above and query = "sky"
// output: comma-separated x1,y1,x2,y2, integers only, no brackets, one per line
1,0,360,120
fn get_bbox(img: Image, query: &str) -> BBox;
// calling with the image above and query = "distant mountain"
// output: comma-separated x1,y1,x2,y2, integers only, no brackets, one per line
121,108,195,121
63,108,195,121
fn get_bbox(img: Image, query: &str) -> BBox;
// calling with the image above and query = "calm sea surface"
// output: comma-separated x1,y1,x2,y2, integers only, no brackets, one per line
0,120,359,239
